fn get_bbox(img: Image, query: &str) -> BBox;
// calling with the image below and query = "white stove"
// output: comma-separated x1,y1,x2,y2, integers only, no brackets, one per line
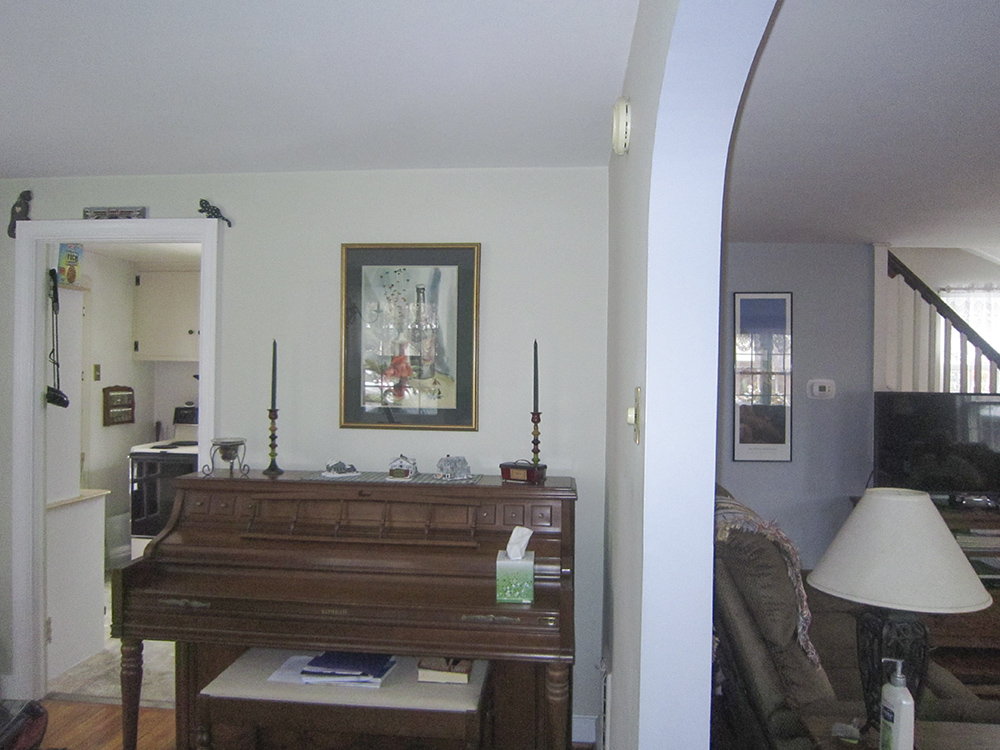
130,423,199,455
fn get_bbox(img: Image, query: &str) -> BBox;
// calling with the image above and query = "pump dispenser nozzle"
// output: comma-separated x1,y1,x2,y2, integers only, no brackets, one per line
882,657,906,687
880,658,914,749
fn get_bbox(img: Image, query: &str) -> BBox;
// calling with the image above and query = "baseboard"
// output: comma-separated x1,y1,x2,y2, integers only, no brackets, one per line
574,714,598,746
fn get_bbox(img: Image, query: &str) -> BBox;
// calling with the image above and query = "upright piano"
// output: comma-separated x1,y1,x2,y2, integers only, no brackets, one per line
111,471,576,750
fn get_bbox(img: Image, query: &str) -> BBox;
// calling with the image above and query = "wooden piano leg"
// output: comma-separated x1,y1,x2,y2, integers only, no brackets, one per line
194,723,212,750
544,662,571,750
120,637,144,750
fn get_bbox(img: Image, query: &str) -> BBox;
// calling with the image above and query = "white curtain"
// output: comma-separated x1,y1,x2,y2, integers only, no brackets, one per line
940,287,1000,391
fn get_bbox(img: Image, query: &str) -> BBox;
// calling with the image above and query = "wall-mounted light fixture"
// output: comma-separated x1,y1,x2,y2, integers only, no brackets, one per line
612,97,630,156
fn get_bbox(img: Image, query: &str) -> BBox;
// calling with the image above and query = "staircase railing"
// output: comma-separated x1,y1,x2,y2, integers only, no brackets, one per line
884,251,1000,393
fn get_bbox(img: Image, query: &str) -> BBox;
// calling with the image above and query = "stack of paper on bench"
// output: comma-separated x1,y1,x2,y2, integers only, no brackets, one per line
300,651,397,686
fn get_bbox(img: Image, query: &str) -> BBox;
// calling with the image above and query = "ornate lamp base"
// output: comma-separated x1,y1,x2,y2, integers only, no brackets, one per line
855,607,928,730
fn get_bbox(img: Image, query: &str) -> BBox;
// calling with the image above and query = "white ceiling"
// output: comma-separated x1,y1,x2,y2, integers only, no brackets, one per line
0,1,639,176
83,242,202,271
3,1,1000,258
728,0,1000,257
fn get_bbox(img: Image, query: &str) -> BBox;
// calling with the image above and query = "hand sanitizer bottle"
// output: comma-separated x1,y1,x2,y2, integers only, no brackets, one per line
879,658,914,750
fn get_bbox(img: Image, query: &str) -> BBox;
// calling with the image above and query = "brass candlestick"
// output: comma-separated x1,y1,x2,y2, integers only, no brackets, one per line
499,412,546,485
531,411,542,465
263,408,283,476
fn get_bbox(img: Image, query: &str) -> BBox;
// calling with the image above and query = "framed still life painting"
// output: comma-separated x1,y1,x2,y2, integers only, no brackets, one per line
734,292,792,461
340,243,480,430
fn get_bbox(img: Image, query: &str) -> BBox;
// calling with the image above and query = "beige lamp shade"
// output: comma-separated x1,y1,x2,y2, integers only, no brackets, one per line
808,487,992,614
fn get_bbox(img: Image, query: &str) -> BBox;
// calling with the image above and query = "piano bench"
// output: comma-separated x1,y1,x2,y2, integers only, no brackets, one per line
195,649,491,750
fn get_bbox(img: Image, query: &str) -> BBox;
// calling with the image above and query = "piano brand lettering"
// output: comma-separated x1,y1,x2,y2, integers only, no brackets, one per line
159,598,210,608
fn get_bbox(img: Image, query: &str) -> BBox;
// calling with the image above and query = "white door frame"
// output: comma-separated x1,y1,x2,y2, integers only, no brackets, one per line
7,218,221,697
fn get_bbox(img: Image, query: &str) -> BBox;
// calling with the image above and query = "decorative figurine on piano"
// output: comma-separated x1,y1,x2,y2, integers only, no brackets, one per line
436,455,472,481
322,460,361,478
388,454,418,480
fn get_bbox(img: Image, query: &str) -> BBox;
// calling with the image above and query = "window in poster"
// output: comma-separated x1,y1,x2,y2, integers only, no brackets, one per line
734,292,791,461
340,243,479,430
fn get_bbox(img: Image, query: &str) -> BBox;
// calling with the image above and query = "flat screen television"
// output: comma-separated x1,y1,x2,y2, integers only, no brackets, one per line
874,391,1000,503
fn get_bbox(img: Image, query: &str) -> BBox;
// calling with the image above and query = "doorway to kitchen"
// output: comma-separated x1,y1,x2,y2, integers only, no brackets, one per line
8,218,221,700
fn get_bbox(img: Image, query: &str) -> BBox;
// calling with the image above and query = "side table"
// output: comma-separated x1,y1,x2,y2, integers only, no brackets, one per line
805,715,1000,750
924,594,1000,696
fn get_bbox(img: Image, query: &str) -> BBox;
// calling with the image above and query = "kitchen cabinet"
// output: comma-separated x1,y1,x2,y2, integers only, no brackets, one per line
133,271,200,361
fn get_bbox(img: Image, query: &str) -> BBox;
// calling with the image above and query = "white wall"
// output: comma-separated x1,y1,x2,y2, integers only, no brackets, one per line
0,167,609,731
606,2,678,749
154,362,200,440
640,3,779,747
606,1,779,748
717,243,875,568
891,246,1000,290
79,251,158,563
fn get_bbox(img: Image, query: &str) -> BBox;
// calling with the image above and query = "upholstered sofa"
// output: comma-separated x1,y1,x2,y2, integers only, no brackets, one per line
712,489,1000,750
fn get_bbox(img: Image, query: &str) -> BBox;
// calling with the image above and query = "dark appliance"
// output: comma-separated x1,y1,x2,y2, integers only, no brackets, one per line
129,405,199,536
874,391,1000,507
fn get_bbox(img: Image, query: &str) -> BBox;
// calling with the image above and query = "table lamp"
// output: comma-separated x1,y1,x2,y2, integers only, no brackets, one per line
807,487,992,729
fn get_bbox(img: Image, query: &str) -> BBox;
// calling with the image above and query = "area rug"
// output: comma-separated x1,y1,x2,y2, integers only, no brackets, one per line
45,640,175,709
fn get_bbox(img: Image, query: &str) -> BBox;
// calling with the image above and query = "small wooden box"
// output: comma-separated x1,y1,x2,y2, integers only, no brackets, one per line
500,461,546,484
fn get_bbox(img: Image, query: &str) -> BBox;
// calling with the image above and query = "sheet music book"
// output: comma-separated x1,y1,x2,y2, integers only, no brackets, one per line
300,652,397,685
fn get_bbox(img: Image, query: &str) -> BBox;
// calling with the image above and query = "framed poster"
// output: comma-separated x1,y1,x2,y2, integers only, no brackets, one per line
734,292,792,461
340,243,480,430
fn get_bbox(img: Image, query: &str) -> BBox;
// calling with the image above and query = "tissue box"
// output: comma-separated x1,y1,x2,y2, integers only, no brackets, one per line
496,550,535,603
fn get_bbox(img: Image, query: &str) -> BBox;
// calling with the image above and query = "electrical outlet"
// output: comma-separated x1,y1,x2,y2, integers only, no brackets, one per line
93,364,101,381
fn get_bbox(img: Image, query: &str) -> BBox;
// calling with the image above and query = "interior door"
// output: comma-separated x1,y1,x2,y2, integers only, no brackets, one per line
42,280,107,680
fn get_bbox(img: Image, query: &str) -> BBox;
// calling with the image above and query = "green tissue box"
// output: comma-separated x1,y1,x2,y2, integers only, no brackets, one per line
496,550,534,603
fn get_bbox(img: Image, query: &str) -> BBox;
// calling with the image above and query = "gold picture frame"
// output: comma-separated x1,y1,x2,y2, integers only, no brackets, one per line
340,243,480,430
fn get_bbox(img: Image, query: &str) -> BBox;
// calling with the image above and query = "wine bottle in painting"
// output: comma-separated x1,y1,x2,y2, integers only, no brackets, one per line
410,284,437,379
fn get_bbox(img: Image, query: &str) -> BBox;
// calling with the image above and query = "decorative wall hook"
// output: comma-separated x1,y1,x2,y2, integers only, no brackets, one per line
8,190,32,239
198,198,232,227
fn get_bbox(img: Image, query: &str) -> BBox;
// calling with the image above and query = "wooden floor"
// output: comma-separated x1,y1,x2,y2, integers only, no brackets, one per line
39,699,597,750
41,699,175,750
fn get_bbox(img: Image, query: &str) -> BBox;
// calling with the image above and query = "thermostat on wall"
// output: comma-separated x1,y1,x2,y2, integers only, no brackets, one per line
807,379,836,399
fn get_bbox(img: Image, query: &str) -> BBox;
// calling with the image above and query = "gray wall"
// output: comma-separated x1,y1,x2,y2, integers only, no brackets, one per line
718,242,875,567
